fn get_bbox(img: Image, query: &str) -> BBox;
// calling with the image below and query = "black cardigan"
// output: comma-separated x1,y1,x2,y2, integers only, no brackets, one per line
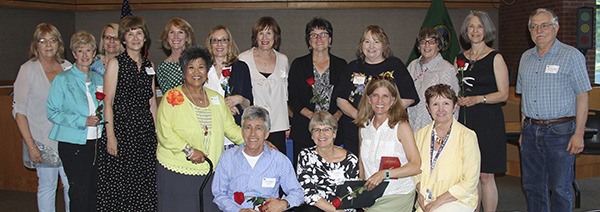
287,52,347,147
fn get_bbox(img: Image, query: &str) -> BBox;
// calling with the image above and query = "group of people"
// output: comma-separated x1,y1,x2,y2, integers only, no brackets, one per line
12,7,589,212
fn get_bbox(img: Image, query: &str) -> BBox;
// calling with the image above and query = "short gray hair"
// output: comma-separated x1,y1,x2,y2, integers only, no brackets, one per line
241,106,271,132
460,10,496,43
528,8,559,26
308,111,338,132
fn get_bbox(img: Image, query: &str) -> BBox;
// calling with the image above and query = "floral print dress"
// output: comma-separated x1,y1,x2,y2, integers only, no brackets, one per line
296,146,359,208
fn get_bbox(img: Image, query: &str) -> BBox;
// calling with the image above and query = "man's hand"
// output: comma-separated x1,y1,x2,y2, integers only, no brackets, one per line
260,198,288,212
566,133,585,155
239,209,257,212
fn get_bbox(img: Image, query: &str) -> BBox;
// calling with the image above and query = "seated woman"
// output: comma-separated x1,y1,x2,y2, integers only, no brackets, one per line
414,84,480,212
355,77,421,212
156,47,244,211
296,111,359,212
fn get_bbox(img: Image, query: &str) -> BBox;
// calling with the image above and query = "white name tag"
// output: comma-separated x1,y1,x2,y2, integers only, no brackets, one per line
96,86,103,93
262,177,276,188
353,76,366,84
210,96,220,105
145,67,156,75
545,65,559,74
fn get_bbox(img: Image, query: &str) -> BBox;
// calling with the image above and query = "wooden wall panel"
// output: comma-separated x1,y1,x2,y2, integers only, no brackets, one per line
0,0,501,11
0,88,37,192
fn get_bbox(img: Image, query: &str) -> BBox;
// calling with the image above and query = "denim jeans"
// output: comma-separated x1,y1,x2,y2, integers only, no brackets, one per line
520,119,575,212
37,166,70,212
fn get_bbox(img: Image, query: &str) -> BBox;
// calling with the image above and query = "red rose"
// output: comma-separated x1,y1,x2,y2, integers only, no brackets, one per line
95,92,106,101
331,198,342,208
222,68,231,77
456,59,466,68
233,192,245,205
306,77,315,86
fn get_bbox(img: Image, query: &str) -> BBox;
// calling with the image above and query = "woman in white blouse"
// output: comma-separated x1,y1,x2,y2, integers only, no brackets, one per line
238,16,289,153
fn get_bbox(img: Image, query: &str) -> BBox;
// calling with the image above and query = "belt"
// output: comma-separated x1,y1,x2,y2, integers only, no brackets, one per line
527,116,575,126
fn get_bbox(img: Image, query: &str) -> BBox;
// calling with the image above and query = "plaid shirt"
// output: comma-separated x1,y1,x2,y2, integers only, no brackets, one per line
516,39,591,120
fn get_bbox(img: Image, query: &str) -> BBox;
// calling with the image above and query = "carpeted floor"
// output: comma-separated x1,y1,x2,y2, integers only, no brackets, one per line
1,175,599,211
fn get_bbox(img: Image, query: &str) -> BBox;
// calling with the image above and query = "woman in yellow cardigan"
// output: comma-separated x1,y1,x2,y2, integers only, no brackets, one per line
156,47,244,211
414,84,480,212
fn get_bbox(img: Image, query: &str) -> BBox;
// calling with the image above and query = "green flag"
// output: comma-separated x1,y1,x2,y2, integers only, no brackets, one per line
407,0,460,64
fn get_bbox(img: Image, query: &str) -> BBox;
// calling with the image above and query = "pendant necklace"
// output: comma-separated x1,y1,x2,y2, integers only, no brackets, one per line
184,84,204,105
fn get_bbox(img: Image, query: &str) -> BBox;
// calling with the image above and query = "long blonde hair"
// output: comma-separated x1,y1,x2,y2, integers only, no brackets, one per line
355,77,408,128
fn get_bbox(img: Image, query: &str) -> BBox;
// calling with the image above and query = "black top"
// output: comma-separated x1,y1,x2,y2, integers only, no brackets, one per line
334,56,419,108
333,56,418,155
228,60,254,125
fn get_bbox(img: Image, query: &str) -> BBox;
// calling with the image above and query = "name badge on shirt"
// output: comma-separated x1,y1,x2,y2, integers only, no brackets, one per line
545,65,559,74
145,67,156,75
262,177,276,188
210,96,220,105
353,76,366,85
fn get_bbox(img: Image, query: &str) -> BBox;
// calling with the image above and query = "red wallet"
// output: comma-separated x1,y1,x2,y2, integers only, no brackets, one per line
379,156,401,171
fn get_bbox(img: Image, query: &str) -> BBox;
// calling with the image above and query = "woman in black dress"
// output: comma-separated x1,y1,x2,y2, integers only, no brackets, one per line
455,10,509,212
288,17,346,167
97,16,158,211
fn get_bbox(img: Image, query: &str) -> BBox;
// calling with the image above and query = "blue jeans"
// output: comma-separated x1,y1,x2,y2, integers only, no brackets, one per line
37,166,70,212
520,119,575,212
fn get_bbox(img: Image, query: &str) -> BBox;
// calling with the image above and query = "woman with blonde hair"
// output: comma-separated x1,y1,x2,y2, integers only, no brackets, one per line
13,22,71,212
334,25,418,156
156,17,196,93
91,23,123,75
355,77,421,212
47,30,103,211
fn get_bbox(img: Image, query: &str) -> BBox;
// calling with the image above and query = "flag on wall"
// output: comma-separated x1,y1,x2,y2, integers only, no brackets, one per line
121,0,133,19
407,0,460,64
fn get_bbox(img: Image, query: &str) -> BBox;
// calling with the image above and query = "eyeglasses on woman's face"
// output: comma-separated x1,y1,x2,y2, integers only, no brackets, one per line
38,38,58,46
309,32,330,39
210,38,230,45
418,38,437,46
311,127,334,134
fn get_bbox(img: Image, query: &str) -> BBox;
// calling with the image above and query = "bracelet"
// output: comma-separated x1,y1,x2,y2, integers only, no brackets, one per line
182,145,194,160
482,95,487,104
385,169,390,180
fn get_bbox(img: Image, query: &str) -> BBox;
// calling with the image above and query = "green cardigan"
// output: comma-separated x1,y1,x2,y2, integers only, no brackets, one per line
156,86,243,175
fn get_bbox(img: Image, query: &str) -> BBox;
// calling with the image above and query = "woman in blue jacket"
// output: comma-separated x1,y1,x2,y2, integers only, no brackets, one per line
46,30,104,212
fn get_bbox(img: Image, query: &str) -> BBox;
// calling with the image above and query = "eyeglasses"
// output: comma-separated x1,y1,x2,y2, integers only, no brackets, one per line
103,35,119,42
38,38,58,45
311,127,334,134
418,39,437,45
210,38,230,44
309,32,330,39
528,23,555,31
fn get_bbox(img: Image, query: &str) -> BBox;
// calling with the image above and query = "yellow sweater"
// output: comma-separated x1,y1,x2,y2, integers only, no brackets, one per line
156,86,243,175
413,119,480,211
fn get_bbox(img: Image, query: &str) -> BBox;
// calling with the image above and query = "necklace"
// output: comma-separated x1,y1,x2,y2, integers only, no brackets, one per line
184,84,204,105
256,49,273,73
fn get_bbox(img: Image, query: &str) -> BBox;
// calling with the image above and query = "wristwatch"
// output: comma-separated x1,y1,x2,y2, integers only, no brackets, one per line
482,95,487,104
385,169,390,180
